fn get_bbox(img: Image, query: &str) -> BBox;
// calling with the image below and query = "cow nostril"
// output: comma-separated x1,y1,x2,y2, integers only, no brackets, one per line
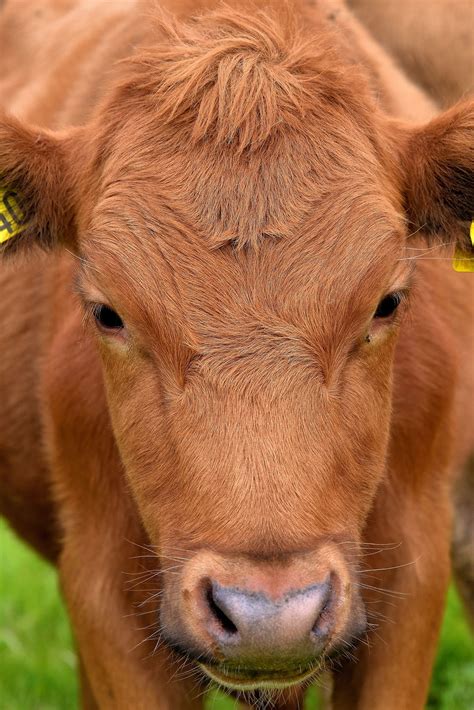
206,585,239,635
312,577,335,638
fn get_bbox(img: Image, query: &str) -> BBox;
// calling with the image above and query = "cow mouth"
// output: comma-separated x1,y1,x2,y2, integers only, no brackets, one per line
198,662,320,690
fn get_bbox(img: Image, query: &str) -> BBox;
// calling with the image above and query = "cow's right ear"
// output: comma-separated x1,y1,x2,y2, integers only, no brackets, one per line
0,115,81,255
391,101,473,250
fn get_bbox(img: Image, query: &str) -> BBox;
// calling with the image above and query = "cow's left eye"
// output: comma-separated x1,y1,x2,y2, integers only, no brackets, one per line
92,303,124,332
374,292,402,319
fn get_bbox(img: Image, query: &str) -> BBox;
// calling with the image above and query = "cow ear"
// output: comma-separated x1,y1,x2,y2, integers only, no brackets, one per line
0,114,81,255
397,100,473,251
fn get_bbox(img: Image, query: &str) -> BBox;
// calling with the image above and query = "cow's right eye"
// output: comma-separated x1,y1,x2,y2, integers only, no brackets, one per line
92,304,124,332
373,292,402,319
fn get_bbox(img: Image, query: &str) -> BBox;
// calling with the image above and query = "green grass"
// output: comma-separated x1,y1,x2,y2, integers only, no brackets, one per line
1,520,473,709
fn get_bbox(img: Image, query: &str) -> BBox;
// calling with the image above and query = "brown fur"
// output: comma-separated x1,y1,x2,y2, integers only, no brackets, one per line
0,1,473,709
452,459,474,631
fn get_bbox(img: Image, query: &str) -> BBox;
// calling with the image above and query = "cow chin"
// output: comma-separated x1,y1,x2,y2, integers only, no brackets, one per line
198,661,321,692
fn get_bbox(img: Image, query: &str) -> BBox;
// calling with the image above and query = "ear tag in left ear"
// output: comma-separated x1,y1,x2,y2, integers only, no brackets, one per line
0,186,28,244
453,221,474,272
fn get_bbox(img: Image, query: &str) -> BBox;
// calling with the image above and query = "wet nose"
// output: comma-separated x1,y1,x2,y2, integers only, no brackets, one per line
203,577,333,662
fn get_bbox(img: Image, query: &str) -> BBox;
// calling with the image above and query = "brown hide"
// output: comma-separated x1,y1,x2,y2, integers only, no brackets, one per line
0,1,473,709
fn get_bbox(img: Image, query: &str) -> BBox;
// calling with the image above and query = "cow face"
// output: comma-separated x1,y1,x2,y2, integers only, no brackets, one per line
1,9,472,692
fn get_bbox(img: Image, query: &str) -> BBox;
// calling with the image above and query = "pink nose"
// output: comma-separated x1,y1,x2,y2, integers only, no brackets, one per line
201,577,333,664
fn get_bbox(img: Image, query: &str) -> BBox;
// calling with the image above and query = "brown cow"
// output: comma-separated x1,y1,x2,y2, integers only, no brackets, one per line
0,1,473,709
348,0,474,107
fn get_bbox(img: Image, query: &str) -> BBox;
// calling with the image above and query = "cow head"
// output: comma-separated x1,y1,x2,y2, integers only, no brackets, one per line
1,7,472,693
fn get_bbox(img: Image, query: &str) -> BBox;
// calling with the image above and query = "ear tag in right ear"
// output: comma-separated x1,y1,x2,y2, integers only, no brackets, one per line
453,221,474,272
0,186,28,244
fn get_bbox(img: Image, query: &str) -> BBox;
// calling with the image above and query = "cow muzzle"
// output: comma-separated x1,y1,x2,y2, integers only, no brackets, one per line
161,547,362,691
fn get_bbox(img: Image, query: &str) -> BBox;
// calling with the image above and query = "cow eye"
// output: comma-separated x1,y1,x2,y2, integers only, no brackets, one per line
374,292,402,319
92,304,124,331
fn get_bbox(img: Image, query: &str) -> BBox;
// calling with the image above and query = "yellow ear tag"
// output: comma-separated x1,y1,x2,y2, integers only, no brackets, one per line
0,186,28,244
453,221,474,272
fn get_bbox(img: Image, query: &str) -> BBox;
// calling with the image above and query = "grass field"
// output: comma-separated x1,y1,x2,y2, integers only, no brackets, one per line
1,520,473,709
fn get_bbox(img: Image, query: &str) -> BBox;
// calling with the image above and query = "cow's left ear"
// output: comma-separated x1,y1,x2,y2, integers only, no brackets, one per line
394,100,473,250
0,114,82,256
